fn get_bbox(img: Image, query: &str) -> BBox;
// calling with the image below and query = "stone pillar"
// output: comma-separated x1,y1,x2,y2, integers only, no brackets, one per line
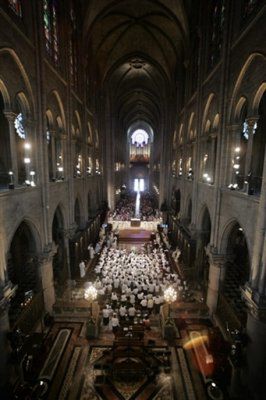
38,247,56,313
228,124,242,186
50,131,56,180
4,111,18,185
0,305,10,392
206,248,227,316
63,227,76,281
0,283,17,391
210,133,217,183
242,287,266,400
250,143,266,290
61,134,68,179
244,117,259,184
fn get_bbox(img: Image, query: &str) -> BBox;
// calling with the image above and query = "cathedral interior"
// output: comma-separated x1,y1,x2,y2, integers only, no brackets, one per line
0,1,266,399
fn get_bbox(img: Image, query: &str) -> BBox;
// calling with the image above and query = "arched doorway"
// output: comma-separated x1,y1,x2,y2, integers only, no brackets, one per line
52,207,67,287
171,189,181,216
222,223,250,324
7,222,39,327
197,207,211,291
0,91,10,187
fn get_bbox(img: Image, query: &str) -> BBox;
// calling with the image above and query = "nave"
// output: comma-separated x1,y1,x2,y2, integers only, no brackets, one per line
9,195,234,400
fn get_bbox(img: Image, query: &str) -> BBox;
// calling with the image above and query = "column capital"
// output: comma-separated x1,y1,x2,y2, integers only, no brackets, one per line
37,243,57,264
242,284,266,322
63,226,77,239
246,116,259,129
205,244,230,267
3,110,17,122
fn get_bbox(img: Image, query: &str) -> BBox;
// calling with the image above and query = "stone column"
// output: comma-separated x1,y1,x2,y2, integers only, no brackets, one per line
241,288,266,400
50,130,56,180
206,247,227,316
250,143,266,290
4,111,18,185
210,133,217,183
244,117,259,187
63,227,76,281
61,134,69,180
0,304,10,391
38,246,56,313
227,124,242,186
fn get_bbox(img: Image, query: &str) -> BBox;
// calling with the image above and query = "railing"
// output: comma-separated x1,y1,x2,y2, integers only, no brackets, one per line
236,174,262,194
13,292,44,334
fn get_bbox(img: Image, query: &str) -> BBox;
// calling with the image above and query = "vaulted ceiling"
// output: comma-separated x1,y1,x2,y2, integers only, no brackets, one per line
83,0,190,140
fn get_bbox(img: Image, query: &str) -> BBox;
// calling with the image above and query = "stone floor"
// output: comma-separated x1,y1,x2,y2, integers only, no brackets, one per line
33,312,219,400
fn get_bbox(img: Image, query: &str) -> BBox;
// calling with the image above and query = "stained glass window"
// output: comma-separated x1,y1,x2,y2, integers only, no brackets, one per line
43,0,59,65
209,0,225,68
242,0,260,22
8,0,22,17
14,113,26,139
70,2,78,89
131,129,149,146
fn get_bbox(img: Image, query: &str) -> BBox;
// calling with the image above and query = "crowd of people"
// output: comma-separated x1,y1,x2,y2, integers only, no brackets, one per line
110,196,136,221
109,191,160,222
91,242,189,332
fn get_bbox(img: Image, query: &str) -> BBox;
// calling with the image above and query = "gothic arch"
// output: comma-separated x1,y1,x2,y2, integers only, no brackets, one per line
7,220,41,326
252,82,266,113
229,53,266,122
7,217,42,255
46,109,54,127
212,113,219,131
0,48,35,112
50,90,66,130
74,195,84,227
74,110,82,134
197,203,212,234
201,93,215,132
52,205,67,285
234,96,248,122
178,123,184,144
188,112,196,140
15,91,31,116
88,121,93,145
0,79,11,108
50,202,67,234
219,218,249,254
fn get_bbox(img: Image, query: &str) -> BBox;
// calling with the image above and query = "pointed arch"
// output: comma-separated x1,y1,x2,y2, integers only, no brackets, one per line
202,93,215,132
7,217,42,255
252,82,266,114
197,203,212,232
16,91,31,116
188,112,195,139
0,48,35,113
234,96,248,122
212,113,220,131
229,53,266,122
51,90,66,130
0,79,11,108
46,109,54,127
74,110,82,134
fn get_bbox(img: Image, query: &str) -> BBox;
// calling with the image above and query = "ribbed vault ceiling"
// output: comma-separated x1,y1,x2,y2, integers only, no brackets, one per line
83,0,189,137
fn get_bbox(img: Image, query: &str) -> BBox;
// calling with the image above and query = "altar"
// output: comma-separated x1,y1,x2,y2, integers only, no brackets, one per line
131,218,141,227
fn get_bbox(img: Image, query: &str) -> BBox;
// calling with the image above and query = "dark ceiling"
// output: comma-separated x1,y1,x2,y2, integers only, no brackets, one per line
83,0,190,141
